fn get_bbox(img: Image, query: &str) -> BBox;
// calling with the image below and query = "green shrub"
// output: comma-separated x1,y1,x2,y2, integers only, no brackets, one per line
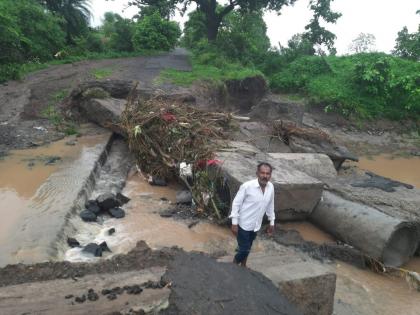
269,53,420,120
0,63,21,82
132,12,180,51
270,56,331,92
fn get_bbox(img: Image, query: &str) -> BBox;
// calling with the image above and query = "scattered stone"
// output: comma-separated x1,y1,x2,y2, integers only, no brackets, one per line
44,156,61,165
125,285,143,295
65,140,77,146
85,200,101,214
87,289,99,301
82,243,103,257
116,192,130,205
27,161,35,168
107,293,117,300
64,294,74,299
101,289,111,295
108,228,116,235
75,295,86,303
99,241,111,252
79,210,97,222
176,190,192,204
109,207,125,218
149,177,167,186
97,193,121,211
111,287,124,295
160,197,169,202
67,237,80,248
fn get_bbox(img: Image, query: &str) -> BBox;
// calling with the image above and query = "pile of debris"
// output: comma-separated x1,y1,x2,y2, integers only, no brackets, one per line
119,95,232,179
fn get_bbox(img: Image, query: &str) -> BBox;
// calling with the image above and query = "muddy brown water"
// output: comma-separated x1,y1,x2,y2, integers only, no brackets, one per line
0,135,106,246
356,154,420,188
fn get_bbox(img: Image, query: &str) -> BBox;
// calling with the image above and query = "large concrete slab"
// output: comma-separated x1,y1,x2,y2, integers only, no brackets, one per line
0,129,113,267
268,153,337,179
217,142,324,220
219,243,336,315
0,267,170,315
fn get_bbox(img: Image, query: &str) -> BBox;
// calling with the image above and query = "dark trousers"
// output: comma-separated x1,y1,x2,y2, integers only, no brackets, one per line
234,226,257,263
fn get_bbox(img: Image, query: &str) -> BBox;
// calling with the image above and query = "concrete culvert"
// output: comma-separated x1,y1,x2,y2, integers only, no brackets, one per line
311,191,419,267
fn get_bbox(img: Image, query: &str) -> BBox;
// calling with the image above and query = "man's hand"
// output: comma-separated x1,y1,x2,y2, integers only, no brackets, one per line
231,224,238,236
266,224,275,236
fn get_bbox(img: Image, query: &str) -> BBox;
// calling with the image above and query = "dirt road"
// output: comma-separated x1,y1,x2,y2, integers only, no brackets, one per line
0,48,191,155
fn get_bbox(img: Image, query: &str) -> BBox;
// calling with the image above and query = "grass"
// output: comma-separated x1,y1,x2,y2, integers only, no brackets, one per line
41,89,79,135
159,59,263,86
91,68,113,79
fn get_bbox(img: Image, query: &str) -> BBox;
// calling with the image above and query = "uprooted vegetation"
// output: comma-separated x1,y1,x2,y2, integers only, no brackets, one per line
119,92,235,219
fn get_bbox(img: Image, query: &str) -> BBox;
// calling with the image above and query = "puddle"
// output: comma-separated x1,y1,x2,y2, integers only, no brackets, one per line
281,221,335,245
356,154,420,188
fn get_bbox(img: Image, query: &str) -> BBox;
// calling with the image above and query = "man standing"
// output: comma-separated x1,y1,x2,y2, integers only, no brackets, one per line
229,162,275,267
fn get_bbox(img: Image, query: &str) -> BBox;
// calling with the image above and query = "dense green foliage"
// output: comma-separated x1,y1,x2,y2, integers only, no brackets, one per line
0,0,66,64
270,53,420,119
0,2,180,83
132,11,180,51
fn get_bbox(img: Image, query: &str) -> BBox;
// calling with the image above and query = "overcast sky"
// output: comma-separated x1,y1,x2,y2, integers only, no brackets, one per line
90,0,419,55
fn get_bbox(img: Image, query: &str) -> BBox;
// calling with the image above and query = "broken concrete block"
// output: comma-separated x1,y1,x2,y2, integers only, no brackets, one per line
216,150,323,221
268,153,337,179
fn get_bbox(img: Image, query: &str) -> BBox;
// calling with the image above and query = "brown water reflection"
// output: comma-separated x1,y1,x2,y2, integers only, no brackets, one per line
356,154,420,188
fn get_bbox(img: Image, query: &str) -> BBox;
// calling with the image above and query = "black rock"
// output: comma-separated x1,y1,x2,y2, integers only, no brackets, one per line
65,294,74,299
111,286,124,295
87,289,99,301
67,237,80,248
85,200,101,214
160,197,169,202
126,285,143,295
116,192,130,205
107,293,117,300
149,177,167,186
108,228,116,235
83,243,103,257
96,193,121,211
80,210,97,222
176,190,192,204
101,289,111,295
75,295,86,303
109,207,125,218
99,241,111,252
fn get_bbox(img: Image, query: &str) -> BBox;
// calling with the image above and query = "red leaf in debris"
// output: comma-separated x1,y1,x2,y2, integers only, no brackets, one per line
162,112,176,122
206,159,221,166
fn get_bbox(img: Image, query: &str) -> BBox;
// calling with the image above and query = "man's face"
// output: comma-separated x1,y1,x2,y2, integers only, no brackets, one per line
257,165,272,186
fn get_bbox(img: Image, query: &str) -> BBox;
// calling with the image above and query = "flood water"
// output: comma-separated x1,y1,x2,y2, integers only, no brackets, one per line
64,173,255,262
356,154,420,188
0,134,110,265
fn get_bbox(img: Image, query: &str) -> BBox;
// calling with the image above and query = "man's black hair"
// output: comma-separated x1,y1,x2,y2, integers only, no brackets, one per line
257,162,273,173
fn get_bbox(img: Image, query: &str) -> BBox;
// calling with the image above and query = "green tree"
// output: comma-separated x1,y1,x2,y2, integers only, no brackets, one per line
132,11,180,50
102,13,136,51
302,0,341,55
127,0,296,41
38,0,91,43
393,26,420,61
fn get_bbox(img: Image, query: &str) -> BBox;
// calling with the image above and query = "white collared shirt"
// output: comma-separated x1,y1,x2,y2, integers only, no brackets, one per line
229,179,275,232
